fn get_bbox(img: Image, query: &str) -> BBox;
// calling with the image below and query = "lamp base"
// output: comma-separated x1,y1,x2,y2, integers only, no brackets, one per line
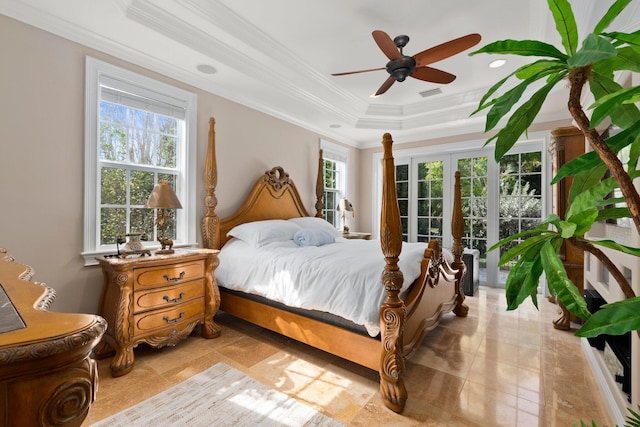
155,248,175,255
156,237,174,254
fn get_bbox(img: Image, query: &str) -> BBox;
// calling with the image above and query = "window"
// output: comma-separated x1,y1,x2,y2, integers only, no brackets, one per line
458,156,489,257
321,140,348,229
416,160,444,243
396,163,409,241
497,150,543,283
83,57,197,264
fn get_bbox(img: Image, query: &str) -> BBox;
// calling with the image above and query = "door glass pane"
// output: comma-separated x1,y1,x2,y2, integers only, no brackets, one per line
498,151,543,284
458,156,488,282
416,161,443,244
396,164,409,241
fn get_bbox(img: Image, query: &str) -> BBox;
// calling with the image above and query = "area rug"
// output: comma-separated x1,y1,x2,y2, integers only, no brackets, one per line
91,363,344,427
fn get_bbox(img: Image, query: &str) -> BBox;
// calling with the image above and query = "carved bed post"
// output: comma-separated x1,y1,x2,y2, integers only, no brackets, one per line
379,133,407,413
315,149,324,218
451,171,469,317
202,117,220,249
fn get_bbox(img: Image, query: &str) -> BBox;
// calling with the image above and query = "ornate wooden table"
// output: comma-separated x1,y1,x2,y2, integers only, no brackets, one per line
0,247,106,427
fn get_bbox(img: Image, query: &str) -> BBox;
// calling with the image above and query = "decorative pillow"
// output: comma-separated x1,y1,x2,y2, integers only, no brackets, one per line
227,220,301,248
287,217,341,238
293,228,335,247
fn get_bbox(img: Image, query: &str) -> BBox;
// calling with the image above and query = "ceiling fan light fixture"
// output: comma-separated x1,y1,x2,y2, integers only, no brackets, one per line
489,59,506,68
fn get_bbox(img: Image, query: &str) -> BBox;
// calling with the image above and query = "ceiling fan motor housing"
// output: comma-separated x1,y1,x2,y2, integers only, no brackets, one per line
386,56,416,82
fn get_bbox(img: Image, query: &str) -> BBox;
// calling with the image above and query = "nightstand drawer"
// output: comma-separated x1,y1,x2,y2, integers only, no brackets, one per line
134,261,204,289
134,298,204,333
133,280,204,313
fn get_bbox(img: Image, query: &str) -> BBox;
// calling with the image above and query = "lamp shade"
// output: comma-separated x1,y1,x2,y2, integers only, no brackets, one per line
337,198,353,213
145,180,183,209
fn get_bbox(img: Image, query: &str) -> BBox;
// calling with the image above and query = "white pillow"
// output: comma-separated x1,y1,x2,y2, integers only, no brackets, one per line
227,220,301,248
287,217,341,238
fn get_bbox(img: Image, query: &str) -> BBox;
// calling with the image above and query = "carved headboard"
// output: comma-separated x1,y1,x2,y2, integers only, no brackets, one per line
201,118,323,250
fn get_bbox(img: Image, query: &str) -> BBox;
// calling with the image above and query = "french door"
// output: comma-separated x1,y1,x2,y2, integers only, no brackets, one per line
394,141,547,288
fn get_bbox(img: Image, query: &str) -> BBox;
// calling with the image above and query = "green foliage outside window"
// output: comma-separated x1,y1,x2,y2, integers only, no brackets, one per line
323,159,342,228
99,100,180,245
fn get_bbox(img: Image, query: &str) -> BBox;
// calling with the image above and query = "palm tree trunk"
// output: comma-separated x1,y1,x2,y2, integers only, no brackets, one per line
567,66,640,236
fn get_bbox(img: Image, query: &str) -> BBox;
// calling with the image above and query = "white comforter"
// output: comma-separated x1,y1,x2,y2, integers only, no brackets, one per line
216,237,449,337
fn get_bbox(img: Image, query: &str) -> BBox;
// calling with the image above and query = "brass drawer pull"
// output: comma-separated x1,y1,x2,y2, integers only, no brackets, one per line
163,271,185,282
163,292,185,304
163,311,185,324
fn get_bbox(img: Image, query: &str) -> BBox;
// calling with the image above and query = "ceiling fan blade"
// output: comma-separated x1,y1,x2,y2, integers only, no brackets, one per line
413,33,482,66
375,76,396,96
372,30,402,61
410,66,456,84
331,67,385,76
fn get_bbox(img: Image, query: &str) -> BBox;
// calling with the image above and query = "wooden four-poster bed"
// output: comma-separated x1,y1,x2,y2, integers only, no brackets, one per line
201,118,468,412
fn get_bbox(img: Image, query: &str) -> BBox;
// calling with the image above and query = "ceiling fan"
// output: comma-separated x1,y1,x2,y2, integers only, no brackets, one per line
332,30,481,96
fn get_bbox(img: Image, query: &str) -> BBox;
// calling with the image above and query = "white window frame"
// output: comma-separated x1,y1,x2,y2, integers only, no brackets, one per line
320,139,349,229
82,57,197,265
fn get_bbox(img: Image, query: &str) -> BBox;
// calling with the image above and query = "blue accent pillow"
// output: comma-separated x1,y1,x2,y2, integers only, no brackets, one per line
293,228,335,247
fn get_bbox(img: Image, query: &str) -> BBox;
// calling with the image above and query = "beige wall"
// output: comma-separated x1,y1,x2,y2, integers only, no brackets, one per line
0,15,349,314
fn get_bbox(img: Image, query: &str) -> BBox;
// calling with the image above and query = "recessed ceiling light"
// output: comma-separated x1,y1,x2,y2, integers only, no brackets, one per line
196,64,217,74
329,124,341,128
489,59,506,68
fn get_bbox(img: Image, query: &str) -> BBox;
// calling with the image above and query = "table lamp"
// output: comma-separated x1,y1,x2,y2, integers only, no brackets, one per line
145,180,182,254
337,198,354,234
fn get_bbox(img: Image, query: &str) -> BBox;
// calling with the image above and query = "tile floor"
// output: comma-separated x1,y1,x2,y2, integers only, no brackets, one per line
83,287,613,426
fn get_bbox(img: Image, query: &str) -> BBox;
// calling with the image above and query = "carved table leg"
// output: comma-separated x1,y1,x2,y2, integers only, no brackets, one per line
110,344,135,377
202,318,222,339
553,303,572,330
93,339,115,359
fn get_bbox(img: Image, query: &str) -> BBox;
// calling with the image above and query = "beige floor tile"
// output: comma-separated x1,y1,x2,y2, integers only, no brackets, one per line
455,380,546,427
83,286,615,427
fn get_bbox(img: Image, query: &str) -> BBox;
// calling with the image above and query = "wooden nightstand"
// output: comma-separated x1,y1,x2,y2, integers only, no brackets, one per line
95,248,221,377
343,232,371,240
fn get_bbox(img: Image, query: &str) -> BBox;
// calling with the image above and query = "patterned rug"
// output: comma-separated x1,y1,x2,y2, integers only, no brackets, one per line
91,363,344,427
